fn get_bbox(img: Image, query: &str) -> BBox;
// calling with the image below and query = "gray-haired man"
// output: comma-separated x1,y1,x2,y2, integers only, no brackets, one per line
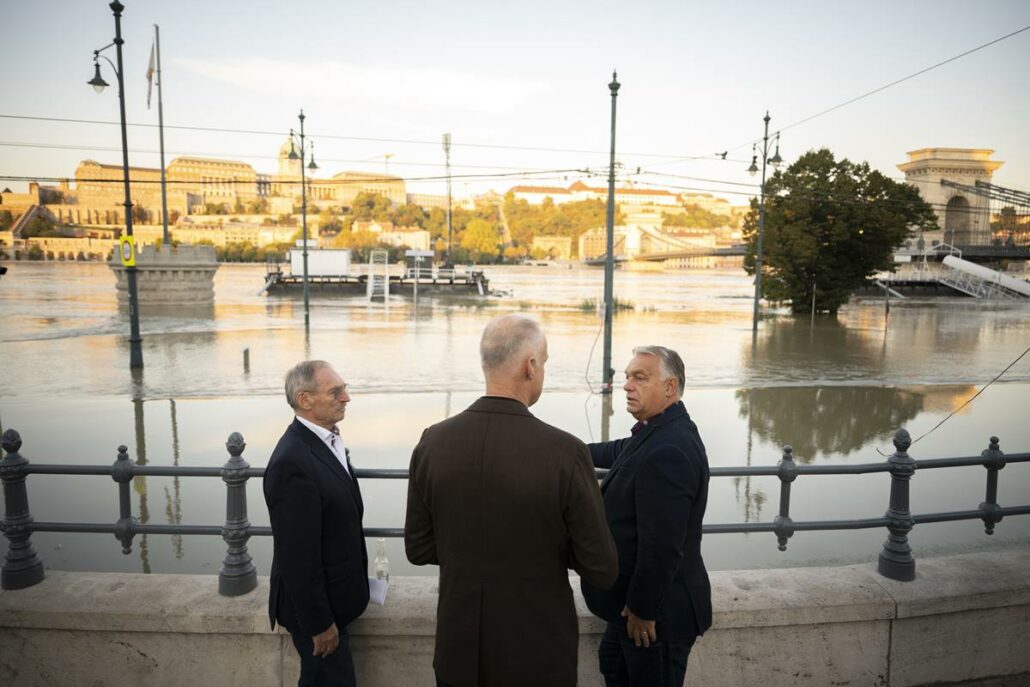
581,346,712,687
264,360,369,687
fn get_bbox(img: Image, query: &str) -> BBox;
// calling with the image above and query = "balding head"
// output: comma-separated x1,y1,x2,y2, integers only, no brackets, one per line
480,314,545,373
480,314,548,407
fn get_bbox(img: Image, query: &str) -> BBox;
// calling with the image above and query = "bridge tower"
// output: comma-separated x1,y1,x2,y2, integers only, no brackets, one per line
897,148,1004,245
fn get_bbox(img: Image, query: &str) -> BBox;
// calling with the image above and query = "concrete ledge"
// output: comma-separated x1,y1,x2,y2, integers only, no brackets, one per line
1,550,1028,686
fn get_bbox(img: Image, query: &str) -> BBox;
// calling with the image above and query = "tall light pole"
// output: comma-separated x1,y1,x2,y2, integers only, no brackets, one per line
443,133,452,265
88,0,143,369
152,24,170,246
601,71,620,394
747,111,783,335
287,111,318,326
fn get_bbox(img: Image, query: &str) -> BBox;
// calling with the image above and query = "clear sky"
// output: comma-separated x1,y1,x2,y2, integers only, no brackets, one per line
2,0,1028,203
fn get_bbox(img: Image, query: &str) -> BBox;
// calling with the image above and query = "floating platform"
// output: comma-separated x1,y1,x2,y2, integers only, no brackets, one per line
261,268,490,297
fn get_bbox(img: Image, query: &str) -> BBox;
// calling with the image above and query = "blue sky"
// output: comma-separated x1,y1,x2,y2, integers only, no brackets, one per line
2,0,1028,202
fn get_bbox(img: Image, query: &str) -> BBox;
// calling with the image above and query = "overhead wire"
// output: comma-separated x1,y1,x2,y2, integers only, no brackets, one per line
0,113,721,161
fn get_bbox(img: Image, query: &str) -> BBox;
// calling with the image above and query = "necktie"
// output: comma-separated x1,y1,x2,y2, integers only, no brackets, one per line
631,420,647,435
328,426,349,475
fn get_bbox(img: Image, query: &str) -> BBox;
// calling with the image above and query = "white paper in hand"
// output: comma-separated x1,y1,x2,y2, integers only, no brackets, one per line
368,577,389,606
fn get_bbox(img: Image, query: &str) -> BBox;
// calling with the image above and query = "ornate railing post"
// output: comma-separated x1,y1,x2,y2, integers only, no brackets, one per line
773,444,797,551
979,436,1005,535
112,444,137,554
1,429,45,590
219,432,256,596
878,428,916,581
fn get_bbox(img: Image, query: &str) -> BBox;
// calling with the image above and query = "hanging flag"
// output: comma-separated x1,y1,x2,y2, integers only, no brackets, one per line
146,41,156,109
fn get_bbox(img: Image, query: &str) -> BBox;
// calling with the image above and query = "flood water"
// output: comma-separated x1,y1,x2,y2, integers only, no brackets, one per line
1,261,1028,577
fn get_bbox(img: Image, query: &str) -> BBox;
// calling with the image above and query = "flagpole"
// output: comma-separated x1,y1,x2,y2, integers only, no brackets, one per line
154,24,170,245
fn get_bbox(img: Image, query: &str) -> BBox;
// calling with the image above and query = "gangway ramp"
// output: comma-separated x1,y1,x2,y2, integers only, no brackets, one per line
941,255,1030,299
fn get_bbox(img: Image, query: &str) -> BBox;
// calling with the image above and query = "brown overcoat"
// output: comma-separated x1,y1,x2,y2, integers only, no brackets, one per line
405,396,618,687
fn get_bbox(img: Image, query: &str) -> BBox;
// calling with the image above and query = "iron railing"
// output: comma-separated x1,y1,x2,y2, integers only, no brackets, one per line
2,427,1028,596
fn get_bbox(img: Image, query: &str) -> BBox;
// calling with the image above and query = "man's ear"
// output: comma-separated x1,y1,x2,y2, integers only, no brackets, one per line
525,355,537,379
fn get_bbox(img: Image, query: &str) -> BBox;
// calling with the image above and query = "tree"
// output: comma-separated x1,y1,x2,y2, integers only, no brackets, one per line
743,148,936,314
391,203,427,228
460,218,499,263
350,192,393,221
132,204,149,224
20,216,59,238
247,198,270,214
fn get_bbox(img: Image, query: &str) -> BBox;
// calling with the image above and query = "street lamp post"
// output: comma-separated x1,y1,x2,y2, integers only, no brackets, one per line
443,133,452,266
287,111,318,326
88,0,143,369
601,71,620,394
747,111,783,335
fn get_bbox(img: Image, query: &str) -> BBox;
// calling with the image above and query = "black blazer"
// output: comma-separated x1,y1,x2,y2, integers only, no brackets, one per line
581,401,712,641
263,418,369,635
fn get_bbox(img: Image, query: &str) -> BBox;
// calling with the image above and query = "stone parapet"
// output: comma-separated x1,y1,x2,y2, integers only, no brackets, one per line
108,243,219,305
0,550,1028,686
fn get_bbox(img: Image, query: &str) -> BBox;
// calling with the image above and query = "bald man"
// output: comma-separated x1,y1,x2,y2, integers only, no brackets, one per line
405,314,618,687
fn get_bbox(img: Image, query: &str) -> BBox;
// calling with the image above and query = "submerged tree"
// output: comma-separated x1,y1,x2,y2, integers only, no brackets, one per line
743,148,936,314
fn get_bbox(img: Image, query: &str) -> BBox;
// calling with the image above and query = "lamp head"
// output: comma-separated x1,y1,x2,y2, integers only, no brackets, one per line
770,134,783,170
307,142,319,172
747,153,759,177
287,137,299,161
88,61,109,94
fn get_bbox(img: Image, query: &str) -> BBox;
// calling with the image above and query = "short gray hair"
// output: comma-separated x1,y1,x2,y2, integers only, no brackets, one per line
480,315,544,371
632,345,685,396
284,360,331,409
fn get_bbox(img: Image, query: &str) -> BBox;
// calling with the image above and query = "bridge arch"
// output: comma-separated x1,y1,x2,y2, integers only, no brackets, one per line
945,195,972,243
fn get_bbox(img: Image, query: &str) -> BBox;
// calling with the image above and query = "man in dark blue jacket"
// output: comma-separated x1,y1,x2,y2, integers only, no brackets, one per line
582,345,712,686
264,360,369,686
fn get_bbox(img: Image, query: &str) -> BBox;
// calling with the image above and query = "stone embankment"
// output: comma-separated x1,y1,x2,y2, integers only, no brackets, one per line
1,549,1028,686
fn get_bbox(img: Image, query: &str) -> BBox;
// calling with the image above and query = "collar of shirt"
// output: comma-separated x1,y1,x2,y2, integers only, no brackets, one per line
631,402,679,434
295,415,349,473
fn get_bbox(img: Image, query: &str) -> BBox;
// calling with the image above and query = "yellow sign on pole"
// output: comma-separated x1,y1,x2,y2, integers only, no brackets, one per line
119,236,136,267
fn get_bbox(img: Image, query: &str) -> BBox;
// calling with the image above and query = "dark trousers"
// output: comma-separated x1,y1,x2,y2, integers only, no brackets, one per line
598,622,696,687
290,626,357,687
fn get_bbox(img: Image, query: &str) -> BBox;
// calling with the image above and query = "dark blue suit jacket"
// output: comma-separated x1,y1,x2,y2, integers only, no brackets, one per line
581,401,712,640
263,418,369,635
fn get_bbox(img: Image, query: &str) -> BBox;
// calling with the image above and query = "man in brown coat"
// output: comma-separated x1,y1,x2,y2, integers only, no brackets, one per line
405,314,618,687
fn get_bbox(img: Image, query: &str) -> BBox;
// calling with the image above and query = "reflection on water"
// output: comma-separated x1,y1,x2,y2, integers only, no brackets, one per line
736,387,925,463
1,262,1028,574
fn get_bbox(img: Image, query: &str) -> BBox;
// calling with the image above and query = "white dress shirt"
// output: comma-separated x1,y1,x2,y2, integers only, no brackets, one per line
295,415,351,476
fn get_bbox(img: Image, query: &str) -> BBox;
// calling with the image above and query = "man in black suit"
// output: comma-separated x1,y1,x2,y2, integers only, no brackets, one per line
582,346,712,687
264,360,369,687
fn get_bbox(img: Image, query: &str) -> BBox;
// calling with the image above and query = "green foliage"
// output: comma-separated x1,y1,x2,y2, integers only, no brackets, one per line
743,148,936,314
578,297,635,312
502,193,622,258
131,204,148,224
990,206,1025,245
0,209,15,231
350,192,393,221
662,203,731,230
27,245,44,260
203,202,230,215
20,216,60,238
215,241,293,263
460,218,500,263
391,203,427,228
247,198,270,214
